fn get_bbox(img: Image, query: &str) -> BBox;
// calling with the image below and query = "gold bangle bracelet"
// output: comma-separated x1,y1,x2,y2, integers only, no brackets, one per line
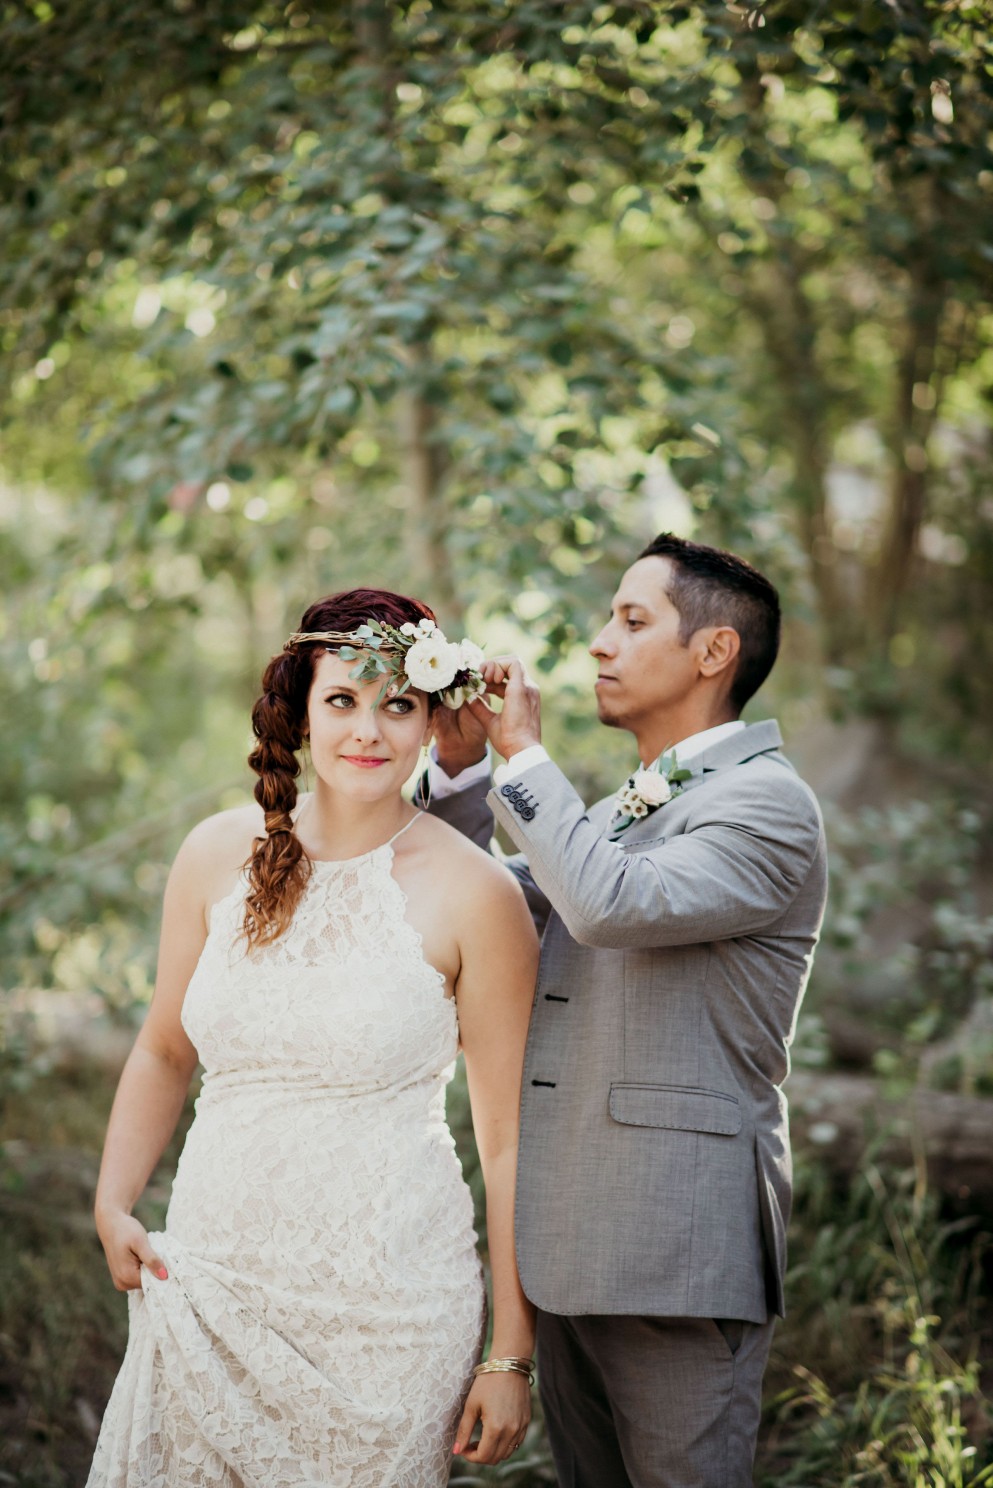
473,1356,535,1386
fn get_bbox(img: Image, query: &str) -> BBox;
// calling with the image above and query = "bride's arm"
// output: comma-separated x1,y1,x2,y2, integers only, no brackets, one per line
451,858,539,1466
93,829,211,1290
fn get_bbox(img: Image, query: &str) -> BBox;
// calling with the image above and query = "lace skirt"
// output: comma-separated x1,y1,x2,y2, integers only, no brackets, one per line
87,1080,486,1487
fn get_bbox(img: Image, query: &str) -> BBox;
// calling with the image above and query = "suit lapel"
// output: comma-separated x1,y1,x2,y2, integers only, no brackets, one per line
604,719,785,846
694,718,783,773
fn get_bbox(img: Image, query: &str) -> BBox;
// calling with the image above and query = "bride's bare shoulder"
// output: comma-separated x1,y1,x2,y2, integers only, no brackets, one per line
409,812,523,909
173,802,263,889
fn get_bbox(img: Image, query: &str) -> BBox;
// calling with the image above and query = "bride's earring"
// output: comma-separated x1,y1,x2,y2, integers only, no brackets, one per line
418,743,432,811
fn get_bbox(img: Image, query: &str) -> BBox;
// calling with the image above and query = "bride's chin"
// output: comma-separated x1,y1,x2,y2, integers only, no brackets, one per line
315,768,401,800
337,775,400,796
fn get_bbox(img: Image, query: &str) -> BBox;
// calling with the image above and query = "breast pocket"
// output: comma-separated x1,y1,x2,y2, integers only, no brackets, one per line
621,834,667,853
608,1083,742,1135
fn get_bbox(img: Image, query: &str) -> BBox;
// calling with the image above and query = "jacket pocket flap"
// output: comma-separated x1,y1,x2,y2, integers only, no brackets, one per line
608,1083,742,1135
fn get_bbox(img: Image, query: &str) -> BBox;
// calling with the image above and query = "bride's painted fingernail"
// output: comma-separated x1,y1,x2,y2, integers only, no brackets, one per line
156,1267,168,1280
452,1444,461,1455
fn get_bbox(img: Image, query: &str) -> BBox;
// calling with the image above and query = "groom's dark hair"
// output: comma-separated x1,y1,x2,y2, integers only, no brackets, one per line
638,533,781,713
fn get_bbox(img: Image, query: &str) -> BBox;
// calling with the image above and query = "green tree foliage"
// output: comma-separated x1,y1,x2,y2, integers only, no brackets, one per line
599,2,993,729
1,0,715,632
2,0,991,978
3,2,991,734
0,0,698,1009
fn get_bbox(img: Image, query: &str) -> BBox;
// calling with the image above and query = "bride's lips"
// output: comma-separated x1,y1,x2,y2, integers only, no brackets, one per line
595,675,618,686
341,755,390,767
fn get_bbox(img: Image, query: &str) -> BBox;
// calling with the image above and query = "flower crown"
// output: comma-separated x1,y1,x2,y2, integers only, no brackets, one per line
285,617,487,710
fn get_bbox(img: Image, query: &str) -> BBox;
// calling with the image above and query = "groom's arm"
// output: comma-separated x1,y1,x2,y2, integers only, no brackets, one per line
489,757,824,950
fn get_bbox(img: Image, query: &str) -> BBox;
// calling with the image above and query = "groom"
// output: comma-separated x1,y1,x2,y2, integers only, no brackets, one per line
428,533,827,1487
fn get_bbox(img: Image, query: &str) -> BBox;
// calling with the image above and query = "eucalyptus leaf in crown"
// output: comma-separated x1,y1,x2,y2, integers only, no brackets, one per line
287,617,487,709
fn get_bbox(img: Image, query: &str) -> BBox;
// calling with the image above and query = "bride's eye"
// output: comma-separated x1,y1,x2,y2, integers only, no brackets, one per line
326,693,354,709
386,697,416,715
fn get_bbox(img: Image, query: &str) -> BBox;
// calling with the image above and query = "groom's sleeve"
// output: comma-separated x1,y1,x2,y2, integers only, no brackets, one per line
417,761,552,937
490,758,824,950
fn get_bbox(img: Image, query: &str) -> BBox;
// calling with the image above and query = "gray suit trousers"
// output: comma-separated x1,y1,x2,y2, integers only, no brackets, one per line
537,1311,775,1488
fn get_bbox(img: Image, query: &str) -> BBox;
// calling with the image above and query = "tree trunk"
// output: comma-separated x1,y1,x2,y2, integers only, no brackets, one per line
868,242,946,646
746,257,848,662
787,1069,993,1208
348,0,460,624
730,57,849,664
403,380,463,626
352,0,390,65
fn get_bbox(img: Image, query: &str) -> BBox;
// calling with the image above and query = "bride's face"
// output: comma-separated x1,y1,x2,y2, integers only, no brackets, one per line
305,651,431,801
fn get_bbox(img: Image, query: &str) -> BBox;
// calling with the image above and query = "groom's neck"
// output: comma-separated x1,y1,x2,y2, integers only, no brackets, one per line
634,701,739,767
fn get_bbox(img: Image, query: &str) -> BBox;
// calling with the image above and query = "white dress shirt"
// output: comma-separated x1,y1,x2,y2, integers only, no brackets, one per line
424,749,493,801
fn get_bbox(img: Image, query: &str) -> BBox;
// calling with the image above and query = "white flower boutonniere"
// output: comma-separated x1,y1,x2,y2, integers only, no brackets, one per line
611,749,693,835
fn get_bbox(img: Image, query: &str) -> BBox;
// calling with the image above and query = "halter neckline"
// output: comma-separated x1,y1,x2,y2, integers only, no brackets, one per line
306,811,421,867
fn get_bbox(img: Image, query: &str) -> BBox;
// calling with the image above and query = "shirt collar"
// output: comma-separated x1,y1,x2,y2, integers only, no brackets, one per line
647,719,746,769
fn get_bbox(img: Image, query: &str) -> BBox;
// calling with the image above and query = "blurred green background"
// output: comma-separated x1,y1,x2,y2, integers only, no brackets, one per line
2,3,992,1484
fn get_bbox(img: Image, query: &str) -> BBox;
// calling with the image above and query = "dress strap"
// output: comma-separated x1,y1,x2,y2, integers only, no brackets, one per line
384,812,421,849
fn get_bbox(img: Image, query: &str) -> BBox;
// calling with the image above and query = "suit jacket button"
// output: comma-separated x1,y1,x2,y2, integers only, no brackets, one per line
500,784,514,798
522,807,536,821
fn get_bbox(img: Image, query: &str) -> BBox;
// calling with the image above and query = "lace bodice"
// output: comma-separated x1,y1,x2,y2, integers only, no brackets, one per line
182,827,456,1099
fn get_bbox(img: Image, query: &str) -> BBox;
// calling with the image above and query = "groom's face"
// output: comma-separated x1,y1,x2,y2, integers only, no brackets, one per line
589,557,699,733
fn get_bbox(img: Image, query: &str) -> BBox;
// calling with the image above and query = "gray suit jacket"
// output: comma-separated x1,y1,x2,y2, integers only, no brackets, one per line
432,720,827,1324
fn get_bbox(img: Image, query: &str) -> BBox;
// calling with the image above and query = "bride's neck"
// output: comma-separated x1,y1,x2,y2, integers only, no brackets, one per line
293,788,411,861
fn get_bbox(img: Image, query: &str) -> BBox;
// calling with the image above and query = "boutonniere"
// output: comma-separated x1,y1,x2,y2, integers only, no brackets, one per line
611,750,692,835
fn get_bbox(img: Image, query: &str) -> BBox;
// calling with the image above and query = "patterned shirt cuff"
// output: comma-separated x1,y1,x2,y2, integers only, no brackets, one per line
426,747,492,800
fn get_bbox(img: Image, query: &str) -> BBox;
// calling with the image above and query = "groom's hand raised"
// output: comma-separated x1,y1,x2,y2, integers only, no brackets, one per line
466,657,542,762
431,698,489,778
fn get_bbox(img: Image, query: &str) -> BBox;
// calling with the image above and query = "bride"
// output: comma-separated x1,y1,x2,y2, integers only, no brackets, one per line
88,587,539,1487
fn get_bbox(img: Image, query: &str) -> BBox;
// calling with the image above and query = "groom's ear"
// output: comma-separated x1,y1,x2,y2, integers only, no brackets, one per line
697,625,740,680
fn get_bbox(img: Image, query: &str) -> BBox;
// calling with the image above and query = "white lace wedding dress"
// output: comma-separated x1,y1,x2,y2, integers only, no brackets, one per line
88,819,485,1487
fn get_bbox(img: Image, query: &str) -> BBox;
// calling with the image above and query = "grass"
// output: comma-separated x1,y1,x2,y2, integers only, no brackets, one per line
0,1062,990,1487
758,1154,993,1486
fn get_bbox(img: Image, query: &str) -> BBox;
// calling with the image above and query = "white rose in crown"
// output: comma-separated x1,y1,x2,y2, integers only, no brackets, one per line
404,635,460,691
438,639,489,709
457,638,486,672
631,768,673,807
